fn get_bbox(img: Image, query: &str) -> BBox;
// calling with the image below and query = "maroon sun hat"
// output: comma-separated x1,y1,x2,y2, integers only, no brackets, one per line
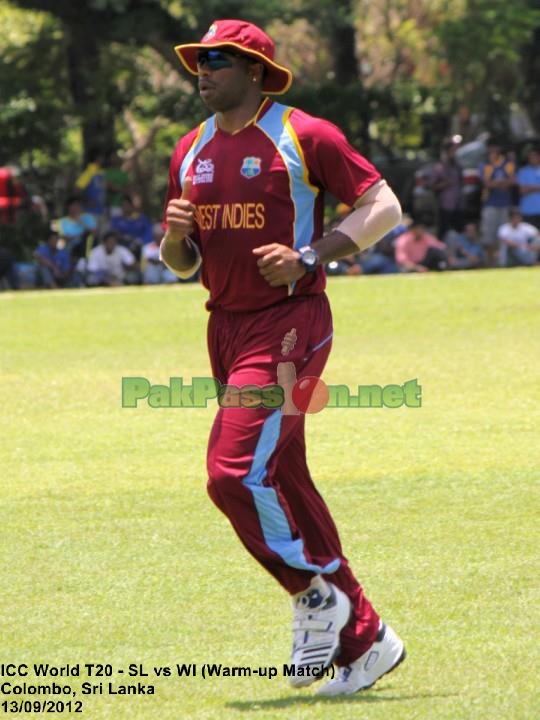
174,19,293,95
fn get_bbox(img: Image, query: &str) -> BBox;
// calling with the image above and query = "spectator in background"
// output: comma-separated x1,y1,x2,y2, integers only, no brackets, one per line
430,139,463,240
75,149,107,228
497,209,540,267
446,222,485,270
104,150,130,217
0,247,18,289
86,231,138,287
359,221,407,274
395,220,448,272
142,227,180,285
449,104,481,144
34,230,72,288
325,210,406,276
517,146,540,229
30,195,49,224
0,166,27,225
109,195,153,255
479,140,516,266
58,197,97,260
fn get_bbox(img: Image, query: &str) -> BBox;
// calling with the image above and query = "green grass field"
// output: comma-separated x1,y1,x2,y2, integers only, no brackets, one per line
1,270,539,720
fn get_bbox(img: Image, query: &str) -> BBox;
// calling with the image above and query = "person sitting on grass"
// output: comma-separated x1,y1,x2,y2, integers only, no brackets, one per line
34,230,72,288
0,246,18,290
497,209,540,267
142,238,180,285
446,222,485,270
358,221,408,274
394,220,448,272
86,231,138,286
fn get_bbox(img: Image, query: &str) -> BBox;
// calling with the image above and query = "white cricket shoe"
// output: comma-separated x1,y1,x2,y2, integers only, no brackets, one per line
317,622,406,696
289,576,351,688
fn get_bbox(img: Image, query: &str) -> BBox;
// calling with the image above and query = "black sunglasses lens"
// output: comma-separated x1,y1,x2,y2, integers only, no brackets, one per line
197,50,235,69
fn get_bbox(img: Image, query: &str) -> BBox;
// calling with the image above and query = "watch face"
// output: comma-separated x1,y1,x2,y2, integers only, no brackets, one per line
300,248,318,270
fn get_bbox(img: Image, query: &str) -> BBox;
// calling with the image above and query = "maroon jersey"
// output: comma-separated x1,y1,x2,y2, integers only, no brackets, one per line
165,98,380,311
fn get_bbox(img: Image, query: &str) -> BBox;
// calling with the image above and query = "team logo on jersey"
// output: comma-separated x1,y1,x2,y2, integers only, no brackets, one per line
240,157,261,179
193,158,215,185
203,24,218,41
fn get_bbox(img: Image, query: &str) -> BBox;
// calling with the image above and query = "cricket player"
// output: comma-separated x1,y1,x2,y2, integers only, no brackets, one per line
161,19,406,695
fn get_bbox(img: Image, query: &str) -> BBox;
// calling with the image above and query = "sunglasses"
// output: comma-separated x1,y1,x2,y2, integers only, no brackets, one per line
196,50,245,70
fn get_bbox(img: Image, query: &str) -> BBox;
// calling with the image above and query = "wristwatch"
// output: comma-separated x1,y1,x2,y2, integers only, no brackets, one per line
298,245,320,272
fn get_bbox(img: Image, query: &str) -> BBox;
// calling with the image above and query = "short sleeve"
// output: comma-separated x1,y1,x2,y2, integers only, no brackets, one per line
289,111,381,206
162,127,200,226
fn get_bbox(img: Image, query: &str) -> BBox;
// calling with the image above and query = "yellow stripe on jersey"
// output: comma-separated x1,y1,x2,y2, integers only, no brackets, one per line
283,108,319,196
179,119,215,188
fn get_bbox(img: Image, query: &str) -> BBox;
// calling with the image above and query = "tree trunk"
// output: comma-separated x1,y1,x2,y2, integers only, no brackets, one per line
65,23,116,162
522,27,540,133
326,7,371,150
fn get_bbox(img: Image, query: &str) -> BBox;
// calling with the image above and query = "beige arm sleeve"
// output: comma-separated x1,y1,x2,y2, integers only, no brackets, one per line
336,180,403,252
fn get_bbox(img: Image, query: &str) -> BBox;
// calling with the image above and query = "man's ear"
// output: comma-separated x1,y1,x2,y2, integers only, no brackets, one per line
251,61,265,84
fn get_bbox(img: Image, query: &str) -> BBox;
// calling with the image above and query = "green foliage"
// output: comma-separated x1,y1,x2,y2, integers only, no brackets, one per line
436,0,540,116
185,0,301,28
89,0,131,11
441,0,539,66
1,0,539,227
0,5,69,166
287,83,370,146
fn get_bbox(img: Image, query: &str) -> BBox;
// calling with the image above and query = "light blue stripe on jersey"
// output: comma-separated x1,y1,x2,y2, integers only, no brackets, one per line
255,103,318,252
243,409,341,575
179,119,217,186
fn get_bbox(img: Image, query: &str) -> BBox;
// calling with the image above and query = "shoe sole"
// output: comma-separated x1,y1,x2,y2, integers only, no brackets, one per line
317,642,407,696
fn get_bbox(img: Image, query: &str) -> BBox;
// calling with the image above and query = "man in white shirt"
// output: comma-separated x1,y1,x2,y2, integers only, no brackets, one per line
497,209,540,267
87,231,137,286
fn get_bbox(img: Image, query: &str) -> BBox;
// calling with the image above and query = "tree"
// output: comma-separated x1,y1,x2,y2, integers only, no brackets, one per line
0,4,68,165
435,0,540,136
7,0,194,160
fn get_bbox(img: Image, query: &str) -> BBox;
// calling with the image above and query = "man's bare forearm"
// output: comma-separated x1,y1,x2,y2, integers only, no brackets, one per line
312,230,359,263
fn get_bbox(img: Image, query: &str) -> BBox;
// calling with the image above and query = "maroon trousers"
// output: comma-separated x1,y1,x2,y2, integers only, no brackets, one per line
206,293,379,664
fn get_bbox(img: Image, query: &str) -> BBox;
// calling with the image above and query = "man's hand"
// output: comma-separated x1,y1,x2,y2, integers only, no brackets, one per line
165,176,195,240
161,176,201,277
252,243,306,287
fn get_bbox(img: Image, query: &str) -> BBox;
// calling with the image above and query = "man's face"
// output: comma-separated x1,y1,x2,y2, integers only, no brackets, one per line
197,49,256,112
104,237,117,254
464,223,478,240
528,150,540,166
510,213,521,227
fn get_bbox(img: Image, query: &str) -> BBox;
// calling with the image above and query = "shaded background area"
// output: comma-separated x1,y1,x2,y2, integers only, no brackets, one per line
1,0,539,222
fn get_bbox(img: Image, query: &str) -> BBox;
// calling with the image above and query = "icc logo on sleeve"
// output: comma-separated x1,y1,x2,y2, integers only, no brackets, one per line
193,158,215,185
